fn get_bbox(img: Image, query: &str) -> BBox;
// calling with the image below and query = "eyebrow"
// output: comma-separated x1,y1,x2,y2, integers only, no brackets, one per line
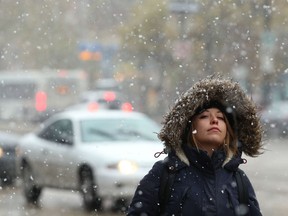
202,109,222,113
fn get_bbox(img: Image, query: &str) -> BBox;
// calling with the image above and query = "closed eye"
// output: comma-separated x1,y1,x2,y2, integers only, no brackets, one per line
199,115,208,119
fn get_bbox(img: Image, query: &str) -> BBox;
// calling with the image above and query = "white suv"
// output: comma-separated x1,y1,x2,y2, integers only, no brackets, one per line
16,109,164,211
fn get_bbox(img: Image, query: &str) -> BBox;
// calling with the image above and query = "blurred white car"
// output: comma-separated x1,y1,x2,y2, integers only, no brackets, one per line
0,131,20,186
16,109,164,211
74,90,133,111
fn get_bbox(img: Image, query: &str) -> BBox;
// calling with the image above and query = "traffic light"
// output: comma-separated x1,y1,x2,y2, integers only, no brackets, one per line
79,51,102,61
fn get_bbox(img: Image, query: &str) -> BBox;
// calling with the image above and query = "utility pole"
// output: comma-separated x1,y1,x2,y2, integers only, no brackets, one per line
260,0,275,106
263,0,271,31
168,0,198,91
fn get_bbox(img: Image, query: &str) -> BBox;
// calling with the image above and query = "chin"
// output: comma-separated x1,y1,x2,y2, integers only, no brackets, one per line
204,137,224,147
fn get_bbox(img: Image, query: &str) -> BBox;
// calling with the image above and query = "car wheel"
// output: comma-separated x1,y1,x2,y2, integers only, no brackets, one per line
0,177,13,186
22,164,42,204
80,167,102,211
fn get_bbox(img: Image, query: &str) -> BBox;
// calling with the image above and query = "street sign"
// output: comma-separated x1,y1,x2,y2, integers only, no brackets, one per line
168,2,198,13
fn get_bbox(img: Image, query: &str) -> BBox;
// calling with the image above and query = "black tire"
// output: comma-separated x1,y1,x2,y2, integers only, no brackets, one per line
0,177,14,186
112,198,129,213
22,164,42,204
79,167,102,211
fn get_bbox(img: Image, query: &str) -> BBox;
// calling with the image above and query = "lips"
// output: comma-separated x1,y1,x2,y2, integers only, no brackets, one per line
208,127,221,132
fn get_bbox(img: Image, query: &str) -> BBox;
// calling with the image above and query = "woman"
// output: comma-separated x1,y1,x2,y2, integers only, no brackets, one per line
127,77,263,216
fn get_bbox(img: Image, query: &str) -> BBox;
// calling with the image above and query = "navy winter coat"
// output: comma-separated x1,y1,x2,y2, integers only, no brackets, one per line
127,146,262,216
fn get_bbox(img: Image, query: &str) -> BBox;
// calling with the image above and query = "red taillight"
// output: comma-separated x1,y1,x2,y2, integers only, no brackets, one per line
35,91,47,112
104,91,116,102
57,69,68,78
121,102,133,112
87,102,99,112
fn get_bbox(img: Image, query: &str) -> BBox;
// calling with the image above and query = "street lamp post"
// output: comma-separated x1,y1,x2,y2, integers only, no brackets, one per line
168,0,199,92
168,1,198,40
260,0,275,106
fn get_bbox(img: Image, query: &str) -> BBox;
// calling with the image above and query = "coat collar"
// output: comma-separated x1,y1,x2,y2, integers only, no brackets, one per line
165,144,246,174
176,144,244,173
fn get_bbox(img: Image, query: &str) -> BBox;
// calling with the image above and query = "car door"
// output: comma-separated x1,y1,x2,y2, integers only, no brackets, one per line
37,119,76,188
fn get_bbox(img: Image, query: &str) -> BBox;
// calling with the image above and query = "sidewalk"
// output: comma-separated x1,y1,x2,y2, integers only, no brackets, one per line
242,138,288,216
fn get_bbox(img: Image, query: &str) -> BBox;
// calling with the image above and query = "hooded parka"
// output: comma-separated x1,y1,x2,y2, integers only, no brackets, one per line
127,77,263,216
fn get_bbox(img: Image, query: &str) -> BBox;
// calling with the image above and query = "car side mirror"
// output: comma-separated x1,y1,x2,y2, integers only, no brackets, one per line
59,134,73,146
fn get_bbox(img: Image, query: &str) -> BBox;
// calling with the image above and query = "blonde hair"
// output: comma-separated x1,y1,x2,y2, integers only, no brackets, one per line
187,114,238,165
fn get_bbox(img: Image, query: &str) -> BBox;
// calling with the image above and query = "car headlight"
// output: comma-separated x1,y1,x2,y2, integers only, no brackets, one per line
0,147,3,158
15,146,21,157
108,160,139,174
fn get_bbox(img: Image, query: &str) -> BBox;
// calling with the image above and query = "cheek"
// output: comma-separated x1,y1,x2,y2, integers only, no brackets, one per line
220,122,227,134
193,122,206,137
193,131,204,142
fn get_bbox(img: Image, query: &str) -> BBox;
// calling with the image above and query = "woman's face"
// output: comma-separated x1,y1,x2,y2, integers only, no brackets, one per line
192,108,227,150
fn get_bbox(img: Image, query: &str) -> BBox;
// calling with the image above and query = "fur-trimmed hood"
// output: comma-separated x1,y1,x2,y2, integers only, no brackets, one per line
158,77,263,157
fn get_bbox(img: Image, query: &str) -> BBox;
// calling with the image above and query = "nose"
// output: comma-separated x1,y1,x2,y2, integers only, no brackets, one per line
210,115,218,124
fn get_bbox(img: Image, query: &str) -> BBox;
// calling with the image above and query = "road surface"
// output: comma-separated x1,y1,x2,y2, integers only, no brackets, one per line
0,138,287,216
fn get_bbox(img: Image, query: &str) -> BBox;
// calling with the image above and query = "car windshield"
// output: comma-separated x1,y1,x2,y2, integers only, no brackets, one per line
80,117,160,142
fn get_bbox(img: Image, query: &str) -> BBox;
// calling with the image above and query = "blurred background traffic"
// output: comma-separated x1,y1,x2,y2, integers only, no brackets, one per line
1,0,288,215
1,0,288,132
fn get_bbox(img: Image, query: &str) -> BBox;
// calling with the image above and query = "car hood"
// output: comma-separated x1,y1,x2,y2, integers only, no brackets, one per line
77,140,164,165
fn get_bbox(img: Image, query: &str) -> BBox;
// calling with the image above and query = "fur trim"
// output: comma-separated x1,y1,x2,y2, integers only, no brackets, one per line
158,76,263,157
175,148,190,165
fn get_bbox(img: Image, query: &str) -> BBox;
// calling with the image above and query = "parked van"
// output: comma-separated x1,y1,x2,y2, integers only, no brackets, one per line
0,69,88,123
